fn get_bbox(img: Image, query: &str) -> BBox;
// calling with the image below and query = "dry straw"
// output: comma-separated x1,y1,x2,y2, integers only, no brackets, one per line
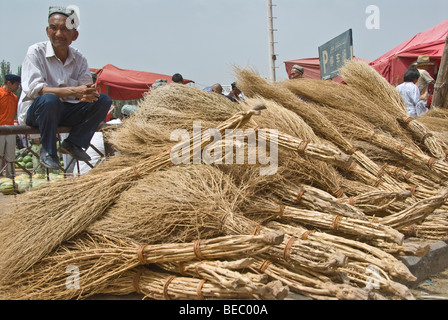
0,232,282,300
279,77,407,141
234,67,406,192
0,104,263,282
339,60,445,160
266,221,416,283
105,84,246,158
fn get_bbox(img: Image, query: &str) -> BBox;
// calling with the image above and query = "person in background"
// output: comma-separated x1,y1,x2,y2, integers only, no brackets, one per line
211,83,224,95
226,82,242,102
17,6,112,170
413,55,435,107
396,65,428,119
172,73,184,84
0,74,21,178
289,64,304,80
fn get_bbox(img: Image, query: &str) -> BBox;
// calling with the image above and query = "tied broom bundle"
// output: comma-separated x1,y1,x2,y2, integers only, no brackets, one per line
90,165,346,274
0,104,264,282
234,67,406,192
337,189,412,217
218,212,348,273
265,221,417,294
321,105,448,181
339,60,446,160
105,83,246,158
266,176,368,221
156,259,289,300
278,77,408,142
1,232,283,300
103,266,288,300
243,197,405,245
239,97,353,198
250,256,379,300
338,262,415,300
315,104,443,201
87,165,248,245
403,210,448,241
378,188,448,230
266,221,415,280
242,97,322,144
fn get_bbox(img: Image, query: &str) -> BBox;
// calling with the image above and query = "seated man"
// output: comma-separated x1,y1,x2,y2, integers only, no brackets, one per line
18,6,112,170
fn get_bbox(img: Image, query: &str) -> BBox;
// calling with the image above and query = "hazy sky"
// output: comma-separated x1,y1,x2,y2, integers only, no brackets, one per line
1,0,447,88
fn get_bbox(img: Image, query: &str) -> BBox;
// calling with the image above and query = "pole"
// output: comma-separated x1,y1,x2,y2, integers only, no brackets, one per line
431,34,448,109
267,0,276,82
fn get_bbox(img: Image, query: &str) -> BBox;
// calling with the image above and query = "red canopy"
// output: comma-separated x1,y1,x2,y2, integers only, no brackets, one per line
369,19,448,85
92,64,194,100
284,57,370,82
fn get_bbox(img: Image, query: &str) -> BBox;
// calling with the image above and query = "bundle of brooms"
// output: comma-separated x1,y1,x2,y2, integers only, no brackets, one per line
1,63,447,301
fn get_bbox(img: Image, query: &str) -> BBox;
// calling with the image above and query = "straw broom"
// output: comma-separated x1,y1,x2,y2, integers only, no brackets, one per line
235,68,406,191
0,231,282,300
103,266,288,300
269,179,368,220
235,67,353,152
279,77,408,141
257,128,353,169
89,163,346,273
338,262,415,300
378,188,448,229
242,97,323,144
369,239,430,257
316,104,443,198
105,84,247,158
244,197,405,245
265,221,416,283
217,211,348,273
156,259,289,300
404,210,448,240
278,156,347,198
0,105,263,282
249,256,376,300
339,60,446,160
336,189,412,217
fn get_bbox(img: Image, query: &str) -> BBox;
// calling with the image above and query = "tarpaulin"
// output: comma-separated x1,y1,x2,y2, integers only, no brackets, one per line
369,19,448,85
92,64,194,100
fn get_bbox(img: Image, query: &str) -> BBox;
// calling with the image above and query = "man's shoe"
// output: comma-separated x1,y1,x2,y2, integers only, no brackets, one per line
60,140,91,162
40,149,60,170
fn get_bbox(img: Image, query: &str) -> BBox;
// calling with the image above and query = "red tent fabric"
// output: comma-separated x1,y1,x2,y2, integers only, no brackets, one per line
92,64,194,100
284,57,370,82
369,19,448,86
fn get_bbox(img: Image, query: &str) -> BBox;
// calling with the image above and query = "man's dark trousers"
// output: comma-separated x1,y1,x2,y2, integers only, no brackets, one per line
26,93,112,156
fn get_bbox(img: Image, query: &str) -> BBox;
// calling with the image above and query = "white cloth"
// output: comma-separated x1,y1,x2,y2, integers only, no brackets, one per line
396,82,428,119
73,118,122,176
17,41,92,125
73,132,105,176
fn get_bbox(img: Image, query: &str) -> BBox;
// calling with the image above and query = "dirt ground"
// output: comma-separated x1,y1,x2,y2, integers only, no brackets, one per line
411,268,448,300
1,192,448,300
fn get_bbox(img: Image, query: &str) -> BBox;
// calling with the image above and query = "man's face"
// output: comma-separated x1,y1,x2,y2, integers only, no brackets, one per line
289,68,303,79
46,14,78,49
5,82,20,93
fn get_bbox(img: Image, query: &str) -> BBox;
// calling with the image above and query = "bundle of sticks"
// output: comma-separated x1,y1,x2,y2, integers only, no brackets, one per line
1,62,448,301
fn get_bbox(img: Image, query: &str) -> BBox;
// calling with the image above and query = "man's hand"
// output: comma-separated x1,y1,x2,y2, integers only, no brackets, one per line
77,83,100,103
40,84,100,102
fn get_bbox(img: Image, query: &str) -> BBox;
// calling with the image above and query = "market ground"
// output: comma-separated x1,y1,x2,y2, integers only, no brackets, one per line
1,192,447,300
